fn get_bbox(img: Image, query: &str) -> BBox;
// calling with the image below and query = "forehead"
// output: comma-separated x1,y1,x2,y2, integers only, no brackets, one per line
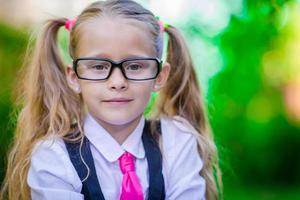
75,17,155,60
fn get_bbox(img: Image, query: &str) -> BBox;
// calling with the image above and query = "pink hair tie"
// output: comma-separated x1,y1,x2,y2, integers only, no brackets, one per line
156,16,169,32
158,20,165,32
65,18,76,31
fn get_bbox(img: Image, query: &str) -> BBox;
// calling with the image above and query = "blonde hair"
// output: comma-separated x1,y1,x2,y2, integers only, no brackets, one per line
152,25,222,199
1,0,222,199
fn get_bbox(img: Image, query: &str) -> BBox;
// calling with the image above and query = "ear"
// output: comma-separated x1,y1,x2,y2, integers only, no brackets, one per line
153,62,171,92
65,64,81,93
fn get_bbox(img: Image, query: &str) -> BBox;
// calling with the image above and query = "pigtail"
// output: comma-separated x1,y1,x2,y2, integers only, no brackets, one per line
1,19,82,200
154,25,222,199
160,25,207,132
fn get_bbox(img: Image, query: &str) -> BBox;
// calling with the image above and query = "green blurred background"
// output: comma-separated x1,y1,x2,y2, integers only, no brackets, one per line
1,0,300,199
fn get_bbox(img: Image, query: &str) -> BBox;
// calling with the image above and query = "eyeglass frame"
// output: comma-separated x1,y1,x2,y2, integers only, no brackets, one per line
72,57,163,81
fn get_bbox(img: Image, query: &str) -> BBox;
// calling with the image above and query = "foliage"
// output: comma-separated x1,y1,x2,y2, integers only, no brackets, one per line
0,22,28,184
208,0,300,188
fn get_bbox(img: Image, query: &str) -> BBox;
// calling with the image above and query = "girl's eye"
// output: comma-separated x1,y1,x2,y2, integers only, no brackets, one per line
90,64,109,70
125,63,143,70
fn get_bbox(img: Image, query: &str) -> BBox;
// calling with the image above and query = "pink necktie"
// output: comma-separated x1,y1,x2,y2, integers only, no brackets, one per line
119,152,144,200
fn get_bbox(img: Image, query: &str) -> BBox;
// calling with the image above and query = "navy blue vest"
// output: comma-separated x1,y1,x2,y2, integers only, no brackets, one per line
64,120,165,200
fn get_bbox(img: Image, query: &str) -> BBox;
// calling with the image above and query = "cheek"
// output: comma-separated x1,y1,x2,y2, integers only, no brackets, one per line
132,83,154,104
79,82,103,102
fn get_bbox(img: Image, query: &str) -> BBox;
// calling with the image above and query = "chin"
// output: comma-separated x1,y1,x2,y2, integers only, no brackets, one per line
94,112,143,127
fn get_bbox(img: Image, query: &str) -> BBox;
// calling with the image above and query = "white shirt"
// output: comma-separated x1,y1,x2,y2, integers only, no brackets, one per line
27,114,206,200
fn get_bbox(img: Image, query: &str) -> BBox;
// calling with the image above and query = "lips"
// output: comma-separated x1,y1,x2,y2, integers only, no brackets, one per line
102,98,133,105
103,98,133,102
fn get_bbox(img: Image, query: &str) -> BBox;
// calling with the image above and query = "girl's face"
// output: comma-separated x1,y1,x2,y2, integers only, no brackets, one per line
67,17,170,131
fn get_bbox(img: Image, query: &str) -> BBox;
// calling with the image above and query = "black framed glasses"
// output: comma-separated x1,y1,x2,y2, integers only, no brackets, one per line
73,57,162,81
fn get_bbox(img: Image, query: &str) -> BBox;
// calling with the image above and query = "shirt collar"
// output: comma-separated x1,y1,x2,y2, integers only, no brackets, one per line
84,113,145,162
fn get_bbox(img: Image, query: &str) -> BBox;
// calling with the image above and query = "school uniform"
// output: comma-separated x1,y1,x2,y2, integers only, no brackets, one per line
27,113,206,200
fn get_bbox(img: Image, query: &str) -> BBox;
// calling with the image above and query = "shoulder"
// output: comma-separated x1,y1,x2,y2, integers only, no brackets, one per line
30,136,71,173
159,115,201,162
160,115,198,133
31,136,68,160
159,115,199,146
29,136,82,191
30,136,75,174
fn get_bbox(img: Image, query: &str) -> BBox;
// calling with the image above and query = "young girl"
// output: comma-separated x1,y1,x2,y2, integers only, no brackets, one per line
1,0,221,199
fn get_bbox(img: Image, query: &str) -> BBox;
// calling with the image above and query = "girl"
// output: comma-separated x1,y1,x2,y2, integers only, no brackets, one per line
1,0,222,199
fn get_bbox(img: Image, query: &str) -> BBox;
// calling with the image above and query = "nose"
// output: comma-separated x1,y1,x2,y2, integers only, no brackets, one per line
107,68,128,91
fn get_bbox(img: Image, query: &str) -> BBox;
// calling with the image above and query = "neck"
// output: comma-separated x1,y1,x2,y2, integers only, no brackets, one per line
95,115,143,145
